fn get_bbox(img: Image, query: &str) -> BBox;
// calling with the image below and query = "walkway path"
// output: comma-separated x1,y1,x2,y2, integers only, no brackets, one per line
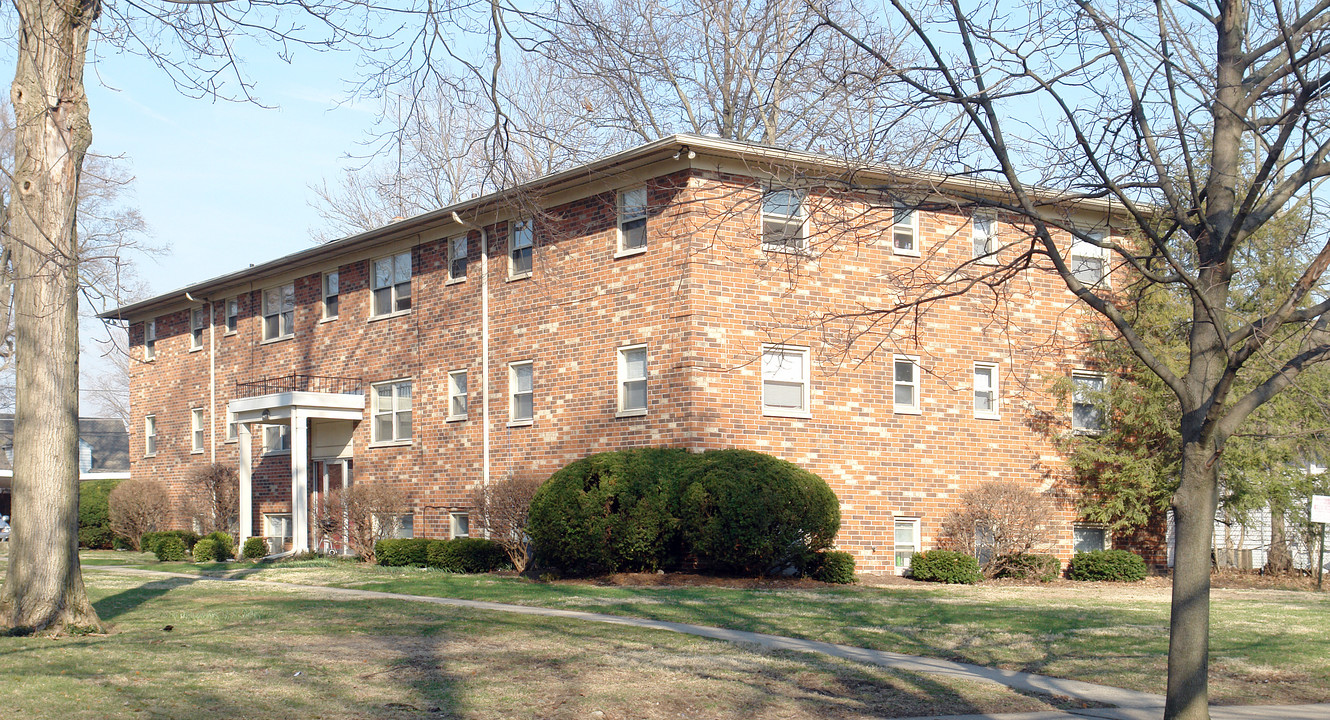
94,567,1329,720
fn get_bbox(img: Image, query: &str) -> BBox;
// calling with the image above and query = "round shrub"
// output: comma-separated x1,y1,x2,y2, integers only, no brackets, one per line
679,449,839,575
908,550,983,584
812,551,856,584
242,537,268,560
142,531,200,556
154,536,187,562
528,448,694,575
192,538,218,563
995,553,1061,582
427,538,509,573
1067,549,1148,582
78,478,123,549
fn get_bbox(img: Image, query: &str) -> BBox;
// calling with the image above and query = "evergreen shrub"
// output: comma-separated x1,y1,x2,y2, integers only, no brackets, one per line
375,538,431,567
995,553,1062,582
242,537,268,560
427,538,509,573
141,531,200,556
192,538,218,563
812,551,857,584
908,550,983,584
78,478,123,549
1067,549,1148,582
154,536,187,562
203,531,234,560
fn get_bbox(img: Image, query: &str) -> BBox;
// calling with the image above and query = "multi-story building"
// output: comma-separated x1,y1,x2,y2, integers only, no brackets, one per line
103,135,1125,573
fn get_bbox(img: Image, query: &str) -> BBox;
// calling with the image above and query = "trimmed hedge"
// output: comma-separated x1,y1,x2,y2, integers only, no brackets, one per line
242,537,268,560
427,538,509,573
1067,549,1148,582
192,538,219,563
908,550,983,584
529,448,840,577
812,551,857,584
376,538,432,567
203,532,235,560
78,478,123,549
995,553,1061,582
155,536,187,562
141,531,200,556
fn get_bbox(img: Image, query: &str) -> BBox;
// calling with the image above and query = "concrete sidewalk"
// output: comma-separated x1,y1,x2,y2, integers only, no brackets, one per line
94,567,1328,720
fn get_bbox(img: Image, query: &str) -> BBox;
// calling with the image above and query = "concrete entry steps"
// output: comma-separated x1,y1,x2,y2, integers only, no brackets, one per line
97,568,1329,720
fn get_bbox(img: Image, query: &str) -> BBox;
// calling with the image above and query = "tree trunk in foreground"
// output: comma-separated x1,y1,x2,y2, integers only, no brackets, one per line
0,0,102,634
1165,443,1220,720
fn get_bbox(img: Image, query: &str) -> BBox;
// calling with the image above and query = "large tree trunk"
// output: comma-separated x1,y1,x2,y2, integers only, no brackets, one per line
1165,442,1221,720
0,0,101,634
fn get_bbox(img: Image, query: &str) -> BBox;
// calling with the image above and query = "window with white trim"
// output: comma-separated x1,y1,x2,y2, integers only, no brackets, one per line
190,408,205,453
618,187,648,253
895,518,921,572
892,204,918,255
395,514,415,539
225,299,239,334
144,415,157,456
372,379,412,443
761,345,810,416
509,361,534,423
322,271,340,319
761,187,807,252
144,320,157,360
510,219,533,278
262,284,295,341
226,410,237,442
448,370,468,420
450,512,470,539
263,424,291,454
893,356,921,414
190,307,206,350
974,363,999,418
371,252,412,317
1073,524,1107,554
617,344,648,415
264,513,293,544
972,214,997,262
78,438,93,474
448,235,467,282
1071,231,1110,286
1071,373,1106,433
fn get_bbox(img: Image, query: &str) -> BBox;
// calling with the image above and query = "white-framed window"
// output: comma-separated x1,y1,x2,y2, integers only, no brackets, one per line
1071,372,1106,433
262,283,295,341
395,514,415,539
895,518,921,573
761,187,807,252
448,235,467,283
1070,231,1110,286
78,438,94,474
761,345,810,417
892,204,918,255
144,415,157,456
972,214,998,263
190,408,205,453
371,252,412,317
450,512,470,539
617,187,648,254
144,320,157,360
190,307,206,350
1073,524,1107,554
322,271,340,319
263,424,291,455
974,363,999,419
510,219,533,278
617,344,648,415
509,361,534,424
448,369,468,421
226,410,237,442
225,299,239,334
893,356,921,414
264,513,293,544
371,379,413,444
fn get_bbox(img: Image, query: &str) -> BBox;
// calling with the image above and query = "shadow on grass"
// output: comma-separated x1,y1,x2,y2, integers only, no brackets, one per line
93,575,200,622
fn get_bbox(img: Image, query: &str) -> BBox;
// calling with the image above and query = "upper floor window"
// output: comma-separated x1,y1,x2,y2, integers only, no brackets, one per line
144,415,158,456
448,369,468,420
762,188,807,252
372,379,412,443
191,408,205,453
893,356,921,414
893,204,918,255
618,187,648,254
509,361,534,424
972,214,998,263
761,345,810,417
262,284,295,341
372,252,412,317
190,307,206,350
322,271,340,319
974,363,999,418
263,424,291,454
144,320,157,360
226,410,237,442
224,299,239,334
448,235,467,282
510,219,534,278
1071,232,1110,287
617,344,648,415
1071,372,1106,433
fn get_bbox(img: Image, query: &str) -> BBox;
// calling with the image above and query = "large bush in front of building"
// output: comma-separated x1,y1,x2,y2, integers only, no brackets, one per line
427,538,509,573
1067,549,1148,582
907,550,983,584
527,448,692,575
78,477,123,549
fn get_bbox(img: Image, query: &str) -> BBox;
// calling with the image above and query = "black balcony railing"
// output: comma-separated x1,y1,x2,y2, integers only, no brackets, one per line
235,374,363,398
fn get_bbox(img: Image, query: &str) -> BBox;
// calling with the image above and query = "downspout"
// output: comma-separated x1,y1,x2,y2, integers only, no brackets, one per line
451,212,490,490
185,292,216,464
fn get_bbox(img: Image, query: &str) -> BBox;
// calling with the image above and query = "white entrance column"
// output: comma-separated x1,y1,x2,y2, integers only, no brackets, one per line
291,410,310,552
238,422,253,544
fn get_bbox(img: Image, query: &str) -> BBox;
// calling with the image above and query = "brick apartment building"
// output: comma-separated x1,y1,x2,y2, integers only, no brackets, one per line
103,134,1124,573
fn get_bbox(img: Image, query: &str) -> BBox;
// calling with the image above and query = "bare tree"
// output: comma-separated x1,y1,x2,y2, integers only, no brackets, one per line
314,483,410,563
108,478,170,551
807,3,1330,718
938,483,1053,578
184,464,239,539
471,473,541,573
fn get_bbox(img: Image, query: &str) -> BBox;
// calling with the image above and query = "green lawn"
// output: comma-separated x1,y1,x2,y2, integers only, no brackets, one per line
87,552,1330,706
0,570,1082,720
